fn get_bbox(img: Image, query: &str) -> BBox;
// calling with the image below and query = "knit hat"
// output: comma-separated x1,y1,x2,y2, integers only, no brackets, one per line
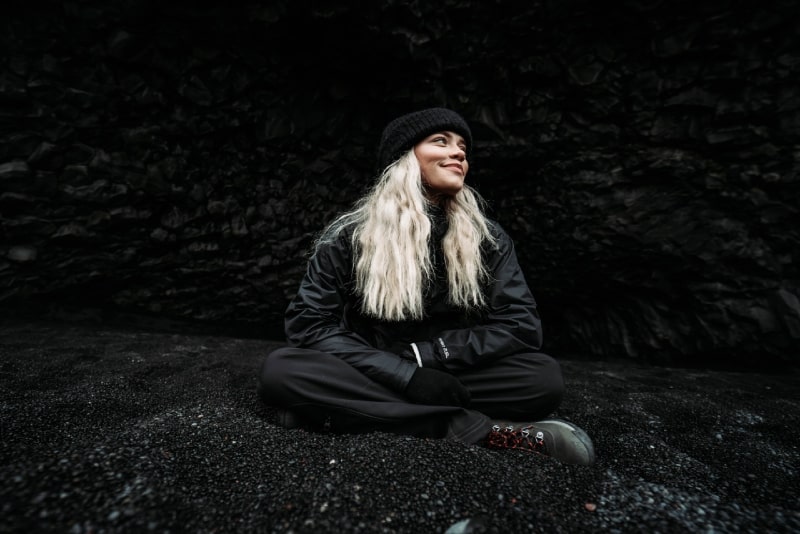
377,107,472,170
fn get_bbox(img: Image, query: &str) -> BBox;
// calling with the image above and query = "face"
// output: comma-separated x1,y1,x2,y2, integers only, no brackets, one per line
413,131,469,199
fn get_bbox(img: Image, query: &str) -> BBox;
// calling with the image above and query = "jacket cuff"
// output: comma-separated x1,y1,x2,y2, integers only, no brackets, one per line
408,343,424,366
413,341,444,370
393,358,419,391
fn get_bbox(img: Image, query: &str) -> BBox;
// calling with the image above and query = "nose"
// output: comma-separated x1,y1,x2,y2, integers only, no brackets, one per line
451,143,466,161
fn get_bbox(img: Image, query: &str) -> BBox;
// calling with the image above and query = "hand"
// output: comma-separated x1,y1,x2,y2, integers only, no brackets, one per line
404,368,471,407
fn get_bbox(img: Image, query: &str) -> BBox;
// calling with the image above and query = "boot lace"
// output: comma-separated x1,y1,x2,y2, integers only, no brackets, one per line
486,424,549,455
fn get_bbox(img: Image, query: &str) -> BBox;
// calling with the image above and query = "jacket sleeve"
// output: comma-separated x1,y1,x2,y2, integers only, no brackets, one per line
284,235,418,392
413,223,543,372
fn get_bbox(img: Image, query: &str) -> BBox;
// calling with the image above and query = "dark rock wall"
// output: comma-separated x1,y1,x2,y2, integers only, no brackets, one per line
2,0,798,366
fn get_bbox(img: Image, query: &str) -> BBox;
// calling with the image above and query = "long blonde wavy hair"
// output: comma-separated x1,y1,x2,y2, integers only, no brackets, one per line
316,150,497,321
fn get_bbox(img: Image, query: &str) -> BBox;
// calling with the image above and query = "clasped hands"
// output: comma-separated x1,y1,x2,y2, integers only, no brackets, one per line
388,342,470,407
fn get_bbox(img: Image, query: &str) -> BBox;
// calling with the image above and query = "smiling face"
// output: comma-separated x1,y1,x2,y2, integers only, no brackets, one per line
413,131,469,200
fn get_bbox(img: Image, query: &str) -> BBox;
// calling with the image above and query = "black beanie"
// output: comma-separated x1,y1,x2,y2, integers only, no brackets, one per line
377,107,472,170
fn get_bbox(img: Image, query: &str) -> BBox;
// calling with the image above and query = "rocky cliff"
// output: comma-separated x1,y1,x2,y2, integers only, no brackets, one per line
2,0,798,367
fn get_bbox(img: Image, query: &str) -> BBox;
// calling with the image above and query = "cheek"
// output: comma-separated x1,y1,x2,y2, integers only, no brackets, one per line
419,163,435,183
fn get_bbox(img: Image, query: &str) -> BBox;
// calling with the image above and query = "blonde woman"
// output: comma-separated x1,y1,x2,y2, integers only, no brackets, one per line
258,108,595,465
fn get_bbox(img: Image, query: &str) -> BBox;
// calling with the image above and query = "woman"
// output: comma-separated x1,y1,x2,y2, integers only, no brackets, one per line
259,107,595,465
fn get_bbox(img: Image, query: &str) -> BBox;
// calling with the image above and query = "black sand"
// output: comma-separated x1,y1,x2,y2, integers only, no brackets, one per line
1,320,797,533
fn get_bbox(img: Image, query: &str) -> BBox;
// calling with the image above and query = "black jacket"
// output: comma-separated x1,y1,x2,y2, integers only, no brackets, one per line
284,213,543,392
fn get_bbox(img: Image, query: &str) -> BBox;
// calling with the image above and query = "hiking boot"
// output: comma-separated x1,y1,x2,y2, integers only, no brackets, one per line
274,408,332,432
274,407,306,429
485,418,596,466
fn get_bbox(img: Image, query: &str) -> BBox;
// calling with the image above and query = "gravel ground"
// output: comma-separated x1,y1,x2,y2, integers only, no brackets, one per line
0,320,798,533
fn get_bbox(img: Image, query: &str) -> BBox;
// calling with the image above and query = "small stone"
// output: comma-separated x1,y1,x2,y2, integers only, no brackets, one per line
585,502,597,512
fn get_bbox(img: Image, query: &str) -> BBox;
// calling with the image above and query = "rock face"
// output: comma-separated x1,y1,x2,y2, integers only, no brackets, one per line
1,1,798,367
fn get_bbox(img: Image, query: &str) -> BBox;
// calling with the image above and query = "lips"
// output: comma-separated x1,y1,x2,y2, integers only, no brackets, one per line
442,164,464,174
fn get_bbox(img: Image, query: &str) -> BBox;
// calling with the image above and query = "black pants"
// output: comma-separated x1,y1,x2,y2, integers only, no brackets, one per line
258,347,564,445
